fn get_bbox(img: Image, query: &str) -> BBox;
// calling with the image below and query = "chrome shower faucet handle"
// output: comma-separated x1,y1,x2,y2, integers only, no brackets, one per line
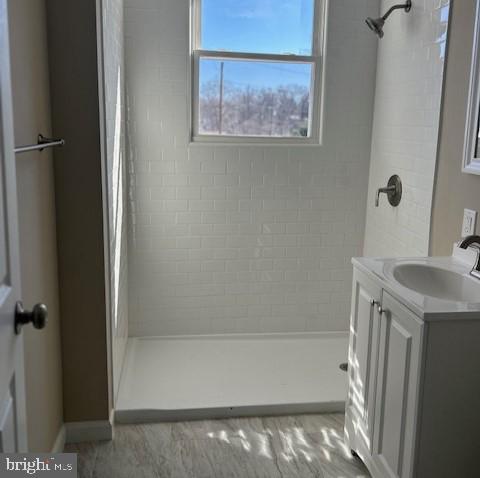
375,175,402,207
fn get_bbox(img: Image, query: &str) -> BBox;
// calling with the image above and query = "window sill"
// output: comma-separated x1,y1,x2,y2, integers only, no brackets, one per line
190,135,322,147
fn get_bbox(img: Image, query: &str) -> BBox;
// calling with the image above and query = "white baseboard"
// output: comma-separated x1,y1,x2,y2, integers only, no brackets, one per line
65,418,113,444
51,425,66,452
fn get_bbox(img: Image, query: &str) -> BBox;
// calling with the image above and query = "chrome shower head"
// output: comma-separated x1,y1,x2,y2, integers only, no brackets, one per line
365,16,385,38
366,0,412,38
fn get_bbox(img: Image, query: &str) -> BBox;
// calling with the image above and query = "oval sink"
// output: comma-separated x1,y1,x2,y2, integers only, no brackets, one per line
391,263,480,302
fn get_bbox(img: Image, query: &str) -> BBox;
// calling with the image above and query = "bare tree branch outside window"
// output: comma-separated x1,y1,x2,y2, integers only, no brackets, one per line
199,78,310,138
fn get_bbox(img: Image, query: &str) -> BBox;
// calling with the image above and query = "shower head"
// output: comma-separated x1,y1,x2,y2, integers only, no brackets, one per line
365,16,385,38
366,0,412,38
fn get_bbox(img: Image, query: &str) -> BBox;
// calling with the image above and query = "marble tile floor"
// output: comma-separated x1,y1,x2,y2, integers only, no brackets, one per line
66,413,370,478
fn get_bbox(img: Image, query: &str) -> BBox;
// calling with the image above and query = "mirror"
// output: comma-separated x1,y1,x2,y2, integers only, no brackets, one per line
464,0,480,174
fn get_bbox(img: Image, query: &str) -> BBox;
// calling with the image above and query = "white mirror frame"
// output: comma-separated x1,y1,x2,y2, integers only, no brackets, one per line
463,0,480,175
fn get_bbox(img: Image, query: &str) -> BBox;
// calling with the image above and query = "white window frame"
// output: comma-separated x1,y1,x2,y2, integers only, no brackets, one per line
463,0,480,174
189,0,326,145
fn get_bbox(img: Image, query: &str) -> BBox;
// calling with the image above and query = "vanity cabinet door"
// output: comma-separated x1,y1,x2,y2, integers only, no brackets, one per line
372,291,423,478
345,269,382,455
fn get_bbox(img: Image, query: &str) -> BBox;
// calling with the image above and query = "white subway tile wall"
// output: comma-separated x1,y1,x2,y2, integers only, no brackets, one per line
125,0,380,336
364,0,450,257
102,0,129,397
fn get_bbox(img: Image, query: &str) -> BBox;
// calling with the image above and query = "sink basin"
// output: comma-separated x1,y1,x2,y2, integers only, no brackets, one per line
391,263,480,302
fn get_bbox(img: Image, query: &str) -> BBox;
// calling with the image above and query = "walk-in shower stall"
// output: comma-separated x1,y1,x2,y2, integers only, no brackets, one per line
97,0,450,422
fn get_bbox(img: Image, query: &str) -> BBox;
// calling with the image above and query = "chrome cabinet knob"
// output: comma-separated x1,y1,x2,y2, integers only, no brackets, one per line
378,305,389,315
15,302,48,334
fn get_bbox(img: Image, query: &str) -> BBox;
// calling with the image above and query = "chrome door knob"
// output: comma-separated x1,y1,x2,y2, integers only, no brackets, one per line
15,302,48,334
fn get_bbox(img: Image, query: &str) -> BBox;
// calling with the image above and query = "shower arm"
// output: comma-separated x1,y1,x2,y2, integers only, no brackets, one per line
381,1,412,22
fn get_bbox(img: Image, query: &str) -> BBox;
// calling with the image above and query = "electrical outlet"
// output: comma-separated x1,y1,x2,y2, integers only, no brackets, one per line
461,209,477,238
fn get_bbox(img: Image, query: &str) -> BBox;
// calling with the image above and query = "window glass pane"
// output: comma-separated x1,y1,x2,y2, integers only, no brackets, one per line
198,58,312,137
200,0,315,55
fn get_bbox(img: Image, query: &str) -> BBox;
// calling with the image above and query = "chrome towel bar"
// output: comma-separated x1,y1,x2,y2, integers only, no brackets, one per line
14,134,65,154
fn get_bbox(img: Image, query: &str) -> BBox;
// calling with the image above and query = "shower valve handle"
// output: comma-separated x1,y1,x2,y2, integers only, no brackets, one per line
375,175,402,207
375,185,396,207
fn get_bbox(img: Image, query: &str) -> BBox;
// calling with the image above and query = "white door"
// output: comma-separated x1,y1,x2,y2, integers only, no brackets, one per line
345,269,382,456
0,0,27,452
372,291,423,478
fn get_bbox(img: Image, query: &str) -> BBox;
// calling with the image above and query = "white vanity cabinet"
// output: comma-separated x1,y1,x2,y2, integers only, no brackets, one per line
345,259,480,478
345,269,382,456
371,291,423,478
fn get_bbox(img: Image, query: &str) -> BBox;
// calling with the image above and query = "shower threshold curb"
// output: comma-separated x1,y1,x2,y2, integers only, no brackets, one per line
114,401,345,424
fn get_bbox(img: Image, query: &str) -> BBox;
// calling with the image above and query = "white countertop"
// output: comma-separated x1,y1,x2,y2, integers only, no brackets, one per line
353,246,480,321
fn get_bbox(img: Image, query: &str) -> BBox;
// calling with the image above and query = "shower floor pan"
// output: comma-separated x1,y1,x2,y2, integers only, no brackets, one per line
115,332,348,424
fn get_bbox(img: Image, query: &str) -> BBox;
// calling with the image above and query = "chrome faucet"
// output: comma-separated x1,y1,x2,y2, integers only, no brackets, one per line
459,235,480,279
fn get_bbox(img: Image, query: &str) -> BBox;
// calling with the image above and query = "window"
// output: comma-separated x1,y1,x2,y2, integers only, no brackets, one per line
191,0,325,143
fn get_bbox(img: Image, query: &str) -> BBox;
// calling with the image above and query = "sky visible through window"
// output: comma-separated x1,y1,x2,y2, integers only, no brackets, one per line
200,0,314,88
201,0,314,54
199,59,312,90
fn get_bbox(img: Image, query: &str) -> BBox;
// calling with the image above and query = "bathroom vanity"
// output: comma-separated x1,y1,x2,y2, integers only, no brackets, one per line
345,246,480,478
